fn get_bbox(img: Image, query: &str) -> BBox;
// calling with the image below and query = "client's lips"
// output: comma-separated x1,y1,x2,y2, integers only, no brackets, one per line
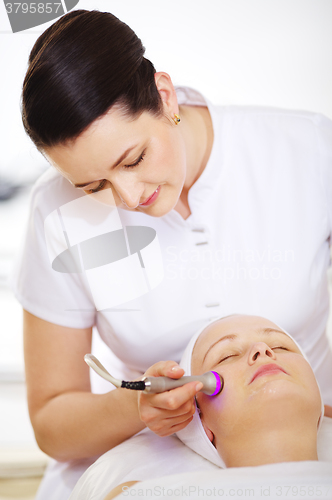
250,363,288,384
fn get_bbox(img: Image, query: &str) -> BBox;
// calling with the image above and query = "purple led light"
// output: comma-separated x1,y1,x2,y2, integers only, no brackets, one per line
210,371,222,396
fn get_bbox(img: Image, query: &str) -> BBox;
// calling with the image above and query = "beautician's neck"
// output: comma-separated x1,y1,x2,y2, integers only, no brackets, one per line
179,104,213,193
219,422,318,468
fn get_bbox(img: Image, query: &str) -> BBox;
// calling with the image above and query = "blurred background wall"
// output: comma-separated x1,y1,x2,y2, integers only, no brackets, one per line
0,0,331,496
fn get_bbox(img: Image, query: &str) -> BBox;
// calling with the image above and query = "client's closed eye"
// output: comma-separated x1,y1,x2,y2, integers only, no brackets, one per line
218,346,289,363
218,354,238,363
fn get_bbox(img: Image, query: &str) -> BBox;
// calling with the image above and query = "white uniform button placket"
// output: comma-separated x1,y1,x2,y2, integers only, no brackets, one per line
190,227,219,309
191,227,209,246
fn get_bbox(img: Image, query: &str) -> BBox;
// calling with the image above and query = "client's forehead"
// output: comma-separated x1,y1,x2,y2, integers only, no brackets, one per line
191,315,296,372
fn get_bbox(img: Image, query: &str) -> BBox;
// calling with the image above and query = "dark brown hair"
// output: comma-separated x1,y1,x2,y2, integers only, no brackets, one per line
22,10,163,149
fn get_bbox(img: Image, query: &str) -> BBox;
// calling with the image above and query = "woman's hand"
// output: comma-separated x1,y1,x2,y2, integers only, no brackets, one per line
23,310,145,461
138,361,203,437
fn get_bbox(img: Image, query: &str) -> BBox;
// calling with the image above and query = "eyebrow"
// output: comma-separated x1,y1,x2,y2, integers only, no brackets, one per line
73,145,138,188
202,328,289,363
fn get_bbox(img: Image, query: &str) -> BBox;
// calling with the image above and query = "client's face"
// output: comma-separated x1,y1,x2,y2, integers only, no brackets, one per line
192,315,321,466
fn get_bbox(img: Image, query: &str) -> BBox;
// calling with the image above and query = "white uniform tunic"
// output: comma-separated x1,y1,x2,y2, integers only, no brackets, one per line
10,87,332,499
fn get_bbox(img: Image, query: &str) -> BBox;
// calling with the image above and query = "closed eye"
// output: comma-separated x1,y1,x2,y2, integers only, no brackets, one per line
87,179,107,194
123,150,146,169
218,354,238,363
218,346,289,363
85,150,146,193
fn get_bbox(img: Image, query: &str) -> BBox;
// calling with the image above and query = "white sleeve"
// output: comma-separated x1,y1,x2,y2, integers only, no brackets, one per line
10,174,96,329
314,113,332,239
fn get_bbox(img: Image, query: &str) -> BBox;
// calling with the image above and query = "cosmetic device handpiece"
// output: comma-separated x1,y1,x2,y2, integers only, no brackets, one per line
84,354,223,396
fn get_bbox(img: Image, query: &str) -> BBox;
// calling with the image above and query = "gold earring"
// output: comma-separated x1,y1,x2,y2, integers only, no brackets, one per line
173,113,181,125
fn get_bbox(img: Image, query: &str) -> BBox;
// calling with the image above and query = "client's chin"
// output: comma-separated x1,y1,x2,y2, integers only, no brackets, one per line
247,377,321,428
209,381,321,467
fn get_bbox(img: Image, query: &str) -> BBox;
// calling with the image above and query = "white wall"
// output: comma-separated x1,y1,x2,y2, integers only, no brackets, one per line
0,0,332,180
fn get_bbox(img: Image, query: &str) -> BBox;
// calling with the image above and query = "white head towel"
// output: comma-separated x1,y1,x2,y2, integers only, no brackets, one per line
176,315,325,468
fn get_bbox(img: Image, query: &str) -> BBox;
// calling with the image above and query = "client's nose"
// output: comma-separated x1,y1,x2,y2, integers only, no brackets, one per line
248,342,276,364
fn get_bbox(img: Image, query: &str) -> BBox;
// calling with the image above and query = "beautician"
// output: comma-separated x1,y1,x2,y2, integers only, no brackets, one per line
12,9,332,500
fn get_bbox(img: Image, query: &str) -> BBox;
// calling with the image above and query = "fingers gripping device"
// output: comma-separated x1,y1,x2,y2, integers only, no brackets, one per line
84,354,223,396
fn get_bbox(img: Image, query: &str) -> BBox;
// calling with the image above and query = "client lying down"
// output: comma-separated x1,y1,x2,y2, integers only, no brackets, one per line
177,313,324,468
71,315,332,500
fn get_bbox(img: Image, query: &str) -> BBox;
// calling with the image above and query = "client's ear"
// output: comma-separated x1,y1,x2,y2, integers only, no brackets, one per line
201,419,214,444
196,398,215,444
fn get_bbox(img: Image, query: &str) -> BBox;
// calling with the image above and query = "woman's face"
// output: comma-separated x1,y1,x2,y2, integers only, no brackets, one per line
43,102,187,218
193,315,322,458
